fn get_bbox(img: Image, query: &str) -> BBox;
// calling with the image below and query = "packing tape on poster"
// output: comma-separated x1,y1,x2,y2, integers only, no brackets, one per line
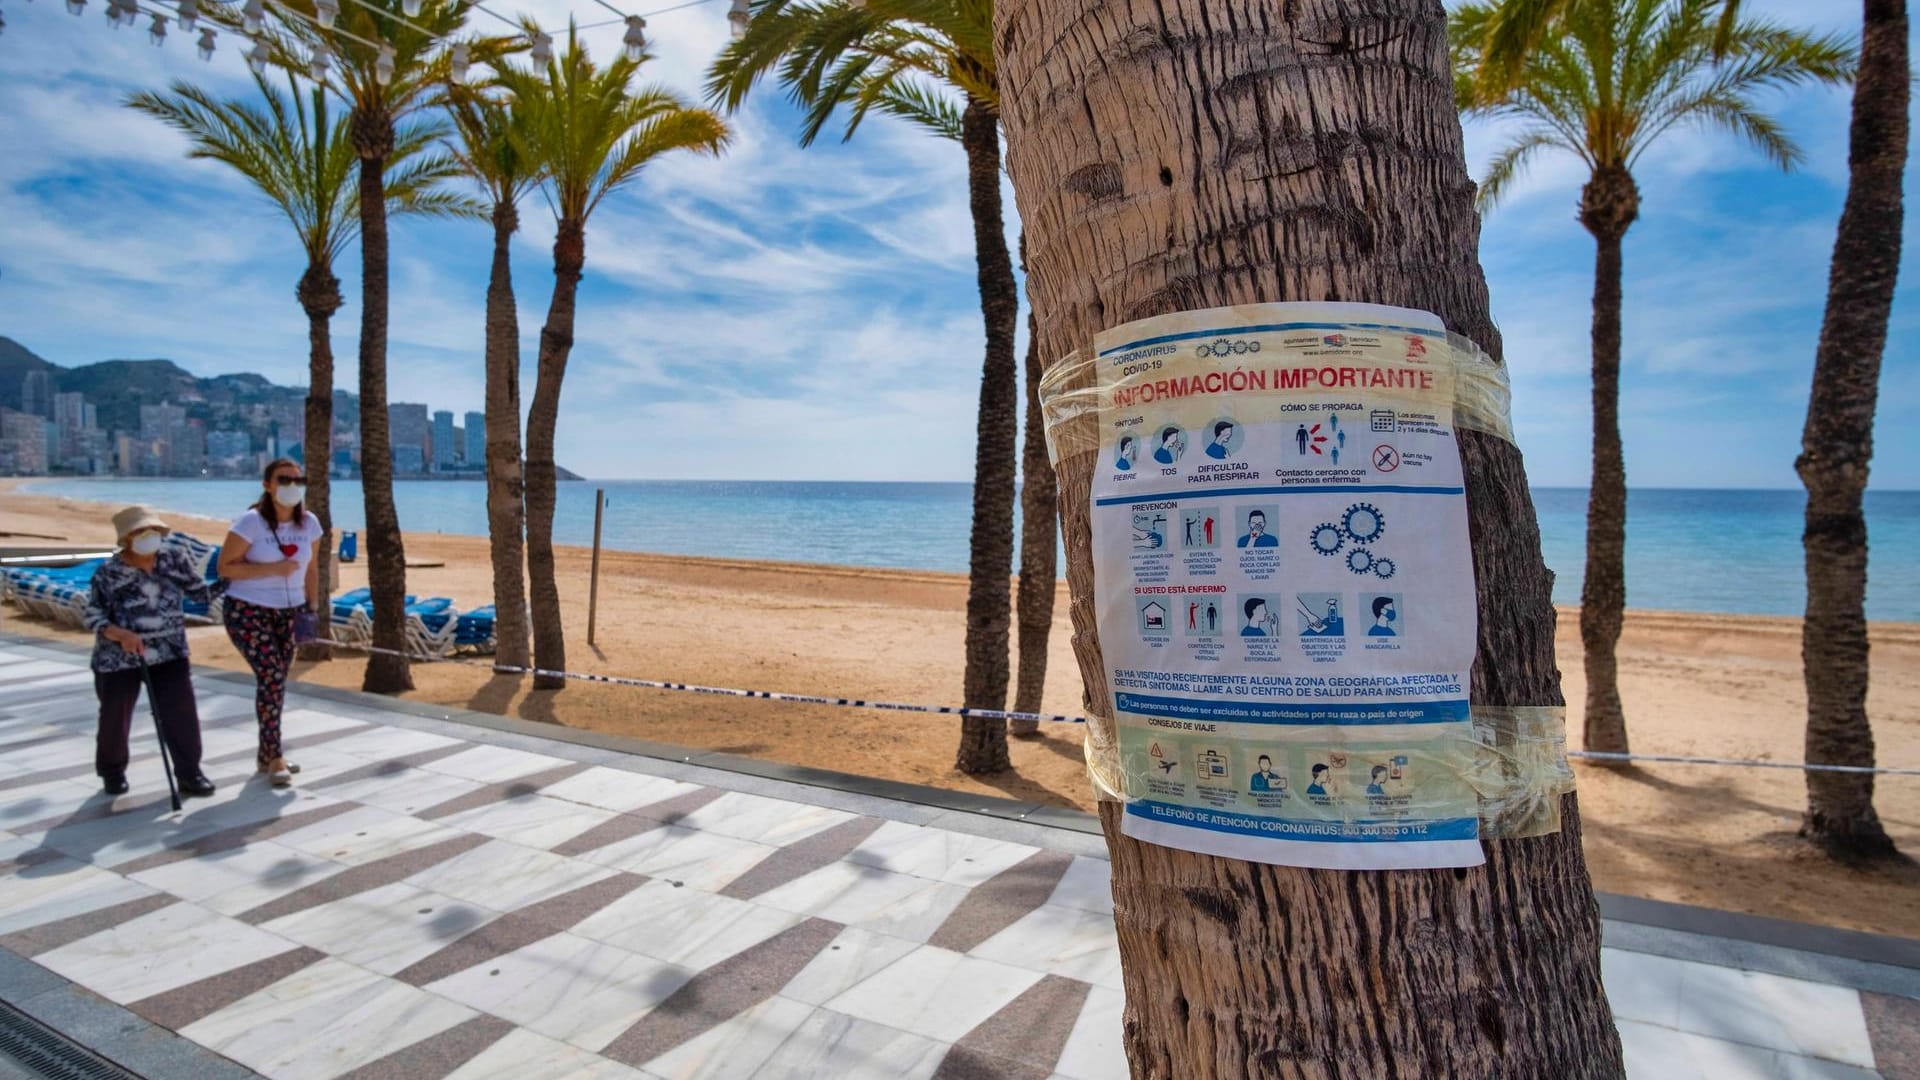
1039,329,1514,467
1077,699,1575,840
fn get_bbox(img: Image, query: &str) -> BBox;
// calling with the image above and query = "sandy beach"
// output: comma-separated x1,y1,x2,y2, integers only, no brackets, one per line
4,480,1916,938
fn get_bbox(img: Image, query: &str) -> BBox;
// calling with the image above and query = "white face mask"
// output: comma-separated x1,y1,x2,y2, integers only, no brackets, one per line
274,484,306,508
129,533,164,556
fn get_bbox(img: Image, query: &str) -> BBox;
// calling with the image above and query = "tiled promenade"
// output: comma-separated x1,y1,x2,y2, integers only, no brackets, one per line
0,634,1913,1079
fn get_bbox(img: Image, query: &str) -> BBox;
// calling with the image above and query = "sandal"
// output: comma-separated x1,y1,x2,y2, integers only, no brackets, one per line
257,759,302,775
264,758,294,788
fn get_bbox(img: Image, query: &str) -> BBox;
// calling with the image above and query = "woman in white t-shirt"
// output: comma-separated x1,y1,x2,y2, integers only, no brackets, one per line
217,458,323,787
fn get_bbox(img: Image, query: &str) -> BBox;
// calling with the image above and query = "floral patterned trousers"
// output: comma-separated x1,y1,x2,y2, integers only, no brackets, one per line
223,597,294,766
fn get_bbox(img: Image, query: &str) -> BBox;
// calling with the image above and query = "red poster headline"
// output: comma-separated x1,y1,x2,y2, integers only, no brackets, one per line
1112,365,1435,408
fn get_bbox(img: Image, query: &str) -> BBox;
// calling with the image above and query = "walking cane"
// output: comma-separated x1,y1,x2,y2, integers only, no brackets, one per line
135,653,183,813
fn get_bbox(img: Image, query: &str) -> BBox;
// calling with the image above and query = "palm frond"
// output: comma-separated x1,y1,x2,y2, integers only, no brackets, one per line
867,78,964,142
1474,129,1566,213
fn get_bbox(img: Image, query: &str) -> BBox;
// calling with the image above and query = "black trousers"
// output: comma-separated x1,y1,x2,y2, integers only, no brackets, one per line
95,659,203,779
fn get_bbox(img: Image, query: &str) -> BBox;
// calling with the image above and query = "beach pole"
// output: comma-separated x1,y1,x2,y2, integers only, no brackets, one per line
587,487,605,647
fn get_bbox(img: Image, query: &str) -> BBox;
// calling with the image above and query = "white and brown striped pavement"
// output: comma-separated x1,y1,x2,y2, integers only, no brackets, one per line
0,637,1911,1080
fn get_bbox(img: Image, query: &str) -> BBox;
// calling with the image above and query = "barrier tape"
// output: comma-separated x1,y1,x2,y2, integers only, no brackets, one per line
291,635,1920,777
0,553,117,566
27,624,1918,777
312,636,1087,726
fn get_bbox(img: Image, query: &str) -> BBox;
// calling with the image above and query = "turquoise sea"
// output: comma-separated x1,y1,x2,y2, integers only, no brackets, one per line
24,479,1920,622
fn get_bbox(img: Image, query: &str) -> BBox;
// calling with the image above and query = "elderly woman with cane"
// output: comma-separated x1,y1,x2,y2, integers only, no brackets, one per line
82,506,220,799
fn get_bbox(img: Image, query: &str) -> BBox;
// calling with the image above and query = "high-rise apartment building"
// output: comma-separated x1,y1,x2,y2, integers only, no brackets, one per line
20,371,53,419
52,392,88,463
432,410,457,468
0,408,50,474
464,411,485,466
389,402,430,475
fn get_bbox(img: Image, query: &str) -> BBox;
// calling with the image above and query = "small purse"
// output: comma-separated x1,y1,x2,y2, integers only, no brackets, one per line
291,607,319,644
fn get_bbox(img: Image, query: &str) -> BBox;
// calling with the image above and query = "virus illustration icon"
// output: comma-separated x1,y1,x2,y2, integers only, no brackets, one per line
1372,557,1397,580
1346,548,1375,575
1309,523,1345,556
1342,502,1385,545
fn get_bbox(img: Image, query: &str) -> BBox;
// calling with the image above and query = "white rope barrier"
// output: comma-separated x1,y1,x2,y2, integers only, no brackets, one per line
294,635,1920,776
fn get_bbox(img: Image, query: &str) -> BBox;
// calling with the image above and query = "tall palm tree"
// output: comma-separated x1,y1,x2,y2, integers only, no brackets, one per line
1452,0,1852,757
443,90,540,673
1797,0,1905,859
710,0,1026,775
127,73,469,663
240,0,509,692
995,0,1628,1067
1010,234,1055,738
495,26,731,692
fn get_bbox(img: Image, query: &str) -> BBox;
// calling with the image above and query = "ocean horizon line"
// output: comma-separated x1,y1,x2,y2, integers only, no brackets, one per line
42,476,1920,495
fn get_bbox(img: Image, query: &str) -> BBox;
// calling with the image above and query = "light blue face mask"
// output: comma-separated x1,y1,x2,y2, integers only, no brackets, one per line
129,532,165,556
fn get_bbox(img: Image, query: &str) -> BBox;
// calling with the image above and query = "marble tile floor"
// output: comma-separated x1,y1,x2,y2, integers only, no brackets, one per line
0,639,1908,1080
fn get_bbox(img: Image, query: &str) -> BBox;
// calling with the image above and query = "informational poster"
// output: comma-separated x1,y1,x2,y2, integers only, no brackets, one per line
1092,302,1483,870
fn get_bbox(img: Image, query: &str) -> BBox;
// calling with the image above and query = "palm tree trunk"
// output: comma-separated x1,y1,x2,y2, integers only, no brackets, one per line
1577,166,1639,758
953,97,1021,775
1797,0,1906,859
525,217,584,695
484,200,531,672
296,261,342,663
352,110,412,694
1010,236,1057,736
996,0,1621,1073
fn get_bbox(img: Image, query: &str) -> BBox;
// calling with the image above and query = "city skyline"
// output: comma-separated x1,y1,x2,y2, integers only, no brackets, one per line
0,360,488,480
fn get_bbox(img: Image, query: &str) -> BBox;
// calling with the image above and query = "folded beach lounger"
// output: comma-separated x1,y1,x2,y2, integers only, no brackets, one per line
6,560,105,628
165,534,223,624
453,605,497,655
404,598,459,659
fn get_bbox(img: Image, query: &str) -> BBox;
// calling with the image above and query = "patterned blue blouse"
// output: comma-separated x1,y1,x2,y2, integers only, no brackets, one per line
82,549,225,673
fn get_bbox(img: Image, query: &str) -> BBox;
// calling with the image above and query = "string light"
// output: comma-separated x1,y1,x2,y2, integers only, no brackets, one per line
619,13,642,59
47,0,739,81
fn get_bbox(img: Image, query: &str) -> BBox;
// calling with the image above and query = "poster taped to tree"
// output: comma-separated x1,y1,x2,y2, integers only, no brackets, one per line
1091,301,1484,870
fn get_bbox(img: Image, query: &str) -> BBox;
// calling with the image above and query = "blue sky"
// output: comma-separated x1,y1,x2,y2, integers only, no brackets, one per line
0,0,1912,488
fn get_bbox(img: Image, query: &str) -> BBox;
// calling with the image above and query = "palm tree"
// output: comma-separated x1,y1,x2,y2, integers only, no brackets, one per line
1797,0,1905,859
994,0,1627,1067
443,90,540,672
710,0,1025,774
1452,0,1852,757
126,73,469,663
240,0,508,692
495,26,730,692
1010,235,1055,738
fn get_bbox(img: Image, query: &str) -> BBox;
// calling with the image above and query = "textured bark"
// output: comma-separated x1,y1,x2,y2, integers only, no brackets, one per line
1797,0,1906,858
296,261,340,663
953,97,1022,775
351,109,412,694
1577,165,1639,758
525,217,584,695
995,0,1621,1075
484,200,532,673
1011,286,1059,736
